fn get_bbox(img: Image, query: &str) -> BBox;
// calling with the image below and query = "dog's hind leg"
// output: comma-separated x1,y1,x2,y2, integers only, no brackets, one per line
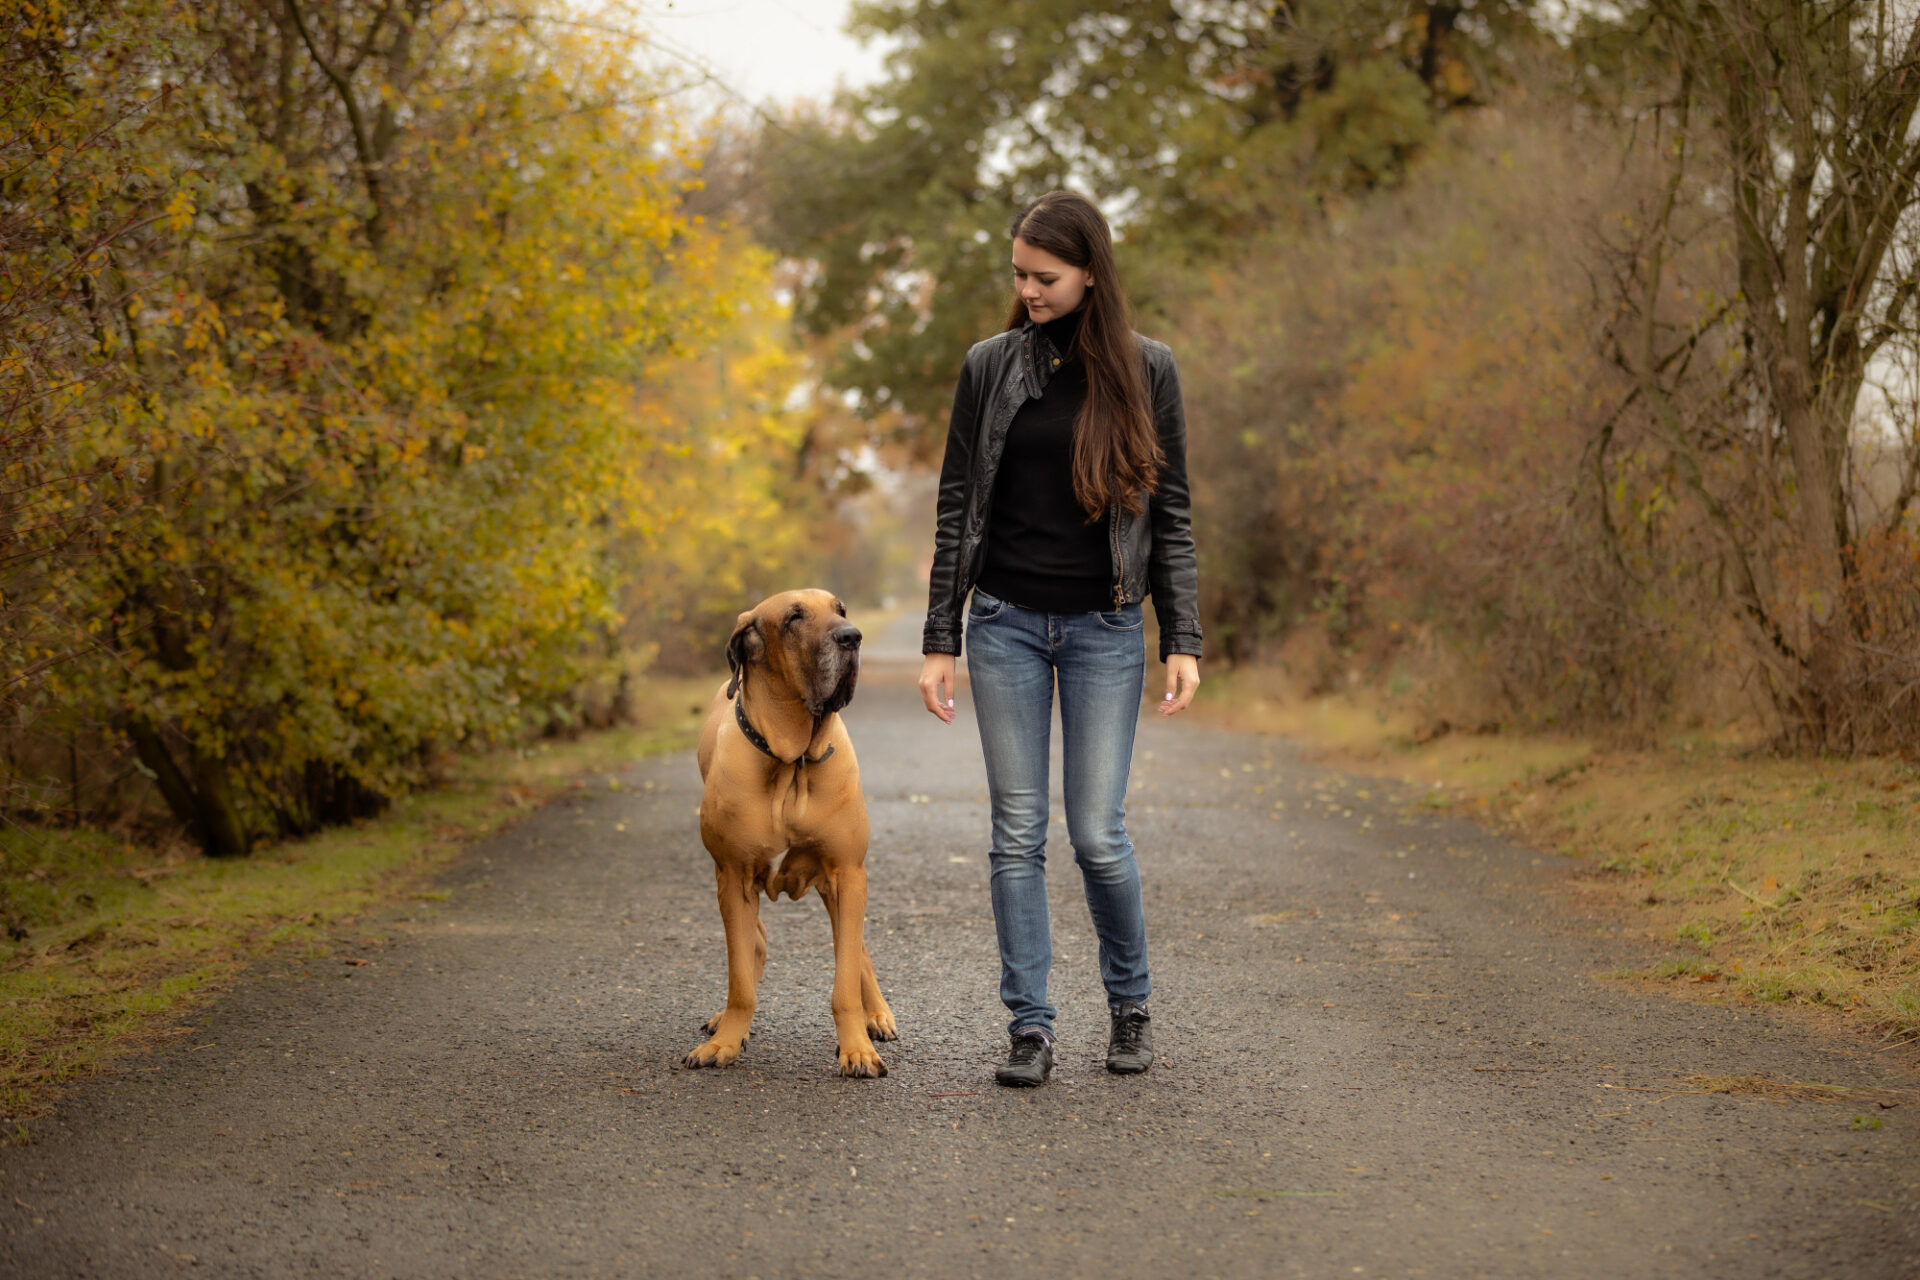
818,867,887,1077
858,946,897,1042
685,864,762,1068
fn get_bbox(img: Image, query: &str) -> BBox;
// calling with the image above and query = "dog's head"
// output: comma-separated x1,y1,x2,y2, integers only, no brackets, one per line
725,589,861,716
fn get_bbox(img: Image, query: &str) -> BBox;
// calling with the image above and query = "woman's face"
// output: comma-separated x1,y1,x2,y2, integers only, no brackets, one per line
1011,237,1091,323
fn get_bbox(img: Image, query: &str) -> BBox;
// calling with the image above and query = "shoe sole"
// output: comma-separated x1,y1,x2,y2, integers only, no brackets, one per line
995,1072,1049,1087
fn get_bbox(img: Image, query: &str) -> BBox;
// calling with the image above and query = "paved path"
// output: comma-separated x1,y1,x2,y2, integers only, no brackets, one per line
3,617,1917,1278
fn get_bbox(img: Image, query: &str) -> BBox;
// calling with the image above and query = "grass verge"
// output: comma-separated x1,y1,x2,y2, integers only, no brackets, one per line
0,675,715,1126
1193,665,1920,1053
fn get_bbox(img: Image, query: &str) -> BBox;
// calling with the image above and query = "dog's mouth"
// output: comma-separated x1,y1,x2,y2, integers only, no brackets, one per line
812,651,859,718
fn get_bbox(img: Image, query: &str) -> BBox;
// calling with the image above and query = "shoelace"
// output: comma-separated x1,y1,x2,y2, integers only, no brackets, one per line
1111,1013,1148,1052
1008,1036,1048,1064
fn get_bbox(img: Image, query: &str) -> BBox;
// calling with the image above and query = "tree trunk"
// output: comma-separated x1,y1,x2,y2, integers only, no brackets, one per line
189,744,251,858
126,718,206,846
125,714,252,859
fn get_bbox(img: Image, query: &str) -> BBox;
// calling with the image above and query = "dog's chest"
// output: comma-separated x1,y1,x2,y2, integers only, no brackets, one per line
703,765,823,853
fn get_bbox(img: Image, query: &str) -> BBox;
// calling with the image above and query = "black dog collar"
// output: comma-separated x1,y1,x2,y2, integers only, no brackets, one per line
735,693,835,768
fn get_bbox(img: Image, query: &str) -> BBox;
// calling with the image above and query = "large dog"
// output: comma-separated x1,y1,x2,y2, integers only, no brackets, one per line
686,589,896,1077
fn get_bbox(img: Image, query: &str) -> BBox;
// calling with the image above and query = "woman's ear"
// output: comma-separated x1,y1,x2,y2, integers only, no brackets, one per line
725,611,765,697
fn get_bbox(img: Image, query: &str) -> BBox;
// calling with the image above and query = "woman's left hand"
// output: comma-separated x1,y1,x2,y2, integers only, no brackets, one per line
1159,654,1200,717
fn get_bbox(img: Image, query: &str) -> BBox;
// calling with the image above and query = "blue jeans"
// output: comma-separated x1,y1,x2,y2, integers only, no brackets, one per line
964,588,1150,1038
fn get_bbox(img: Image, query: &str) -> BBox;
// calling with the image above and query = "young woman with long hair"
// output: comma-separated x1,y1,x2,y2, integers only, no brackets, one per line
918,190,1203,1086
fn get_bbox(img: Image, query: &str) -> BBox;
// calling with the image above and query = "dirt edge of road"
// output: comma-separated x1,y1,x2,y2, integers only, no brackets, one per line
0,675,718,1130
1190,663,1920,1068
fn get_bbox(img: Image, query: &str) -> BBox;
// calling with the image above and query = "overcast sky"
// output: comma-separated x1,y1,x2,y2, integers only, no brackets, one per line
634,0,888,108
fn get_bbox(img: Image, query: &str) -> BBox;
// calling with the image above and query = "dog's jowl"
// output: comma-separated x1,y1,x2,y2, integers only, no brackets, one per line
687,589,895,1077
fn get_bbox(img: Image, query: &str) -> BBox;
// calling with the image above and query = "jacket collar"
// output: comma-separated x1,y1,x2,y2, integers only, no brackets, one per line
1015,314,1087,396
1017,319,1050,397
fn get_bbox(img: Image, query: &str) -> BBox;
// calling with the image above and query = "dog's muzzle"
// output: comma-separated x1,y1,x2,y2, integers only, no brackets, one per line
814,625,861,716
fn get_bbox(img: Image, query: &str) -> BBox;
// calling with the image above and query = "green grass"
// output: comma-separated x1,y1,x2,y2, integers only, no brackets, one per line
0,676,714,1121
1194,665,1920,1050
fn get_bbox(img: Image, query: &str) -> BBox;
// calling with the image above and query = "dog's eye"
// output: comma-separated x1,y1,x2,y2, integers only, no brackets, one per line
834,601,846,617
783,607,805,629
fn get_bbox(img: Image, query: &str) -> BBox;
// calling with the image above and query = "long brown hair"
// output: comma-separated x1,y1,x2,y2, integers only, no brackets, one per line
1004,190,1161,520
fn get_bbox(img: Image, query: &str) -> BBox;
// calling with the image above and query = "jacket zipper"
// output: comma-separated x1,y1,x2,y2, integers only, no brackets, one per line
1109,504,1126,610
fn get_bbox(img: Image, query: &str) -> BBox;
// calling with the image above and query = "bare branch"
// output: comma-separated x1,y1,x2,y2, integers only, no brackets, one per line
281,0,386,247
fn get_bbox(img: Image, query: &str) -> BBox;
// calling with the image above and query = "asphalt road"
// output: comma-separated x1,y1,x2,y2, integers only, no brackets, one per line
2,615,1917,1279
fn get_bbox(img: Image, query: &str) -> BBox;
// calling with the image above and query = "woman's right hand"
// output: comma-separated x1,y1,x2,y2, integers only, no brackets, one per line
918,655,957,723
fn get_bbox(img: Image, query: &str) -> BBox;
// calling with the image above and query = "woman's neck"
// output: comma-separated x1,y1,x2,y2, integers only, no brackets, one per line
1040,305,1085,359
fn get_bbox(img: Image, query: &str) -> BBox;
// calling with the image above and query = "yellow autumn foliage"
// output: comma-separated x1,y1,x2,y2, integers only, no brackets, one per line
3,1,821,851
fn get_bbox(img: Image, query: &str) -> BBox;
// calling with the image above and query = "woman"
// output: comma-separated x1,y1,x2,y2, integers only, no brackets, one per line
918,190,1202,1087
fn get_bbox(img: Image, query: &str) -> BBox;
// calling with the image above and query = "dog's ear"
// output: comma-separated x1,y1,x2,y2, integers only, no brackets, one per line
724,610,764,698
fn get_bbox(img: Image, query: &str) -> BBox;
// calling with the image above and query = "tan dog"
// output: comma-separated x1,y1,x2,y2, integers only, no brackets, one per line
687,589,896,1077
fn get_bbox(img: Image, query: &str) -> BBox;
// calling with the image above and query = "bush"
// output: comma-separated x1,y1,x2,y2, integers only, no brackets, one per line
2,2,826,850
1173,108,1713,731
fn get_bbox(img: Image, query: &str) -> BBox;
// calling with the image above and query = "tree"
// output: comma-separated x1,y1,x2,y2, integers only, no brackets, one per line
1595,0,1920,749
3,2,822,851
751,0,1544,450
2,0,202,822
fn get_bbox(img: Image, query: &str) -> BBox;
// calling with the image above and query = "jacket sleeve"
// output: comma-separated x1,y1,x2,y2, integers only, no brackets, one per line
922,355,978,656
1147,352,1203,662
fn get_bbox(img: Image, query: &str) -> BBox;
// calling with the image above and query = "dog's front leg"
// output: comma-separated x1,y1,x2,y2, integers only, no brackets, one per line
701,913,767,1035
820,864,886,1078
684,864,761,1069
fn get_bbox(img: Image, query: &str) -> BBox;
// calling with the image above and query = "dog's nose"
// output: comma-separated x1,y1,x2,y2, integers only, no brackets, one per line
832,625,862,650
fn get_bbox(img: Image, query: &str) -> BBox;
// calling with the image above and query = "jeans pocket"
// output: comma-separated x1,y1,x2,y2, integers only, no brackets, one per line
968,589,1006,623
1095,603,1144,632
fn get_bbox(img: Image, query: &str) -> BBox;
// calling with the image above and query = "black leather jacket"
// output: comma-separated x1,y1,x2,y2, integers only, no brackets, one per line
922,320,1203,662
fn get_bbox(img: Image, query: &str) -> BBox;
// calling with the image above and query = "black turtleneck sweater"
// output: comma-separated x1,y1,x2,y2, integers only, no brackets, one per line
976,308,1114,613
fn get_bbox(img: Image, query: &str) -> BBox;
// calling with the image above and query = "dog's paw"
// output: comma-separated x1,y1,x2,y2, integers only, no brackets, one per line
836,1043,887,1079
866,1009,899,1042
684,1038,743,1069
699,1011,751,1042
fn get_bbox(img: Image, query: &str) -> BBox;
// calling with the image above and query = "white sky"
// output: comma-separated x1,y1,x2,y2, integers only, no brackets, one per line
633,0,888,108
